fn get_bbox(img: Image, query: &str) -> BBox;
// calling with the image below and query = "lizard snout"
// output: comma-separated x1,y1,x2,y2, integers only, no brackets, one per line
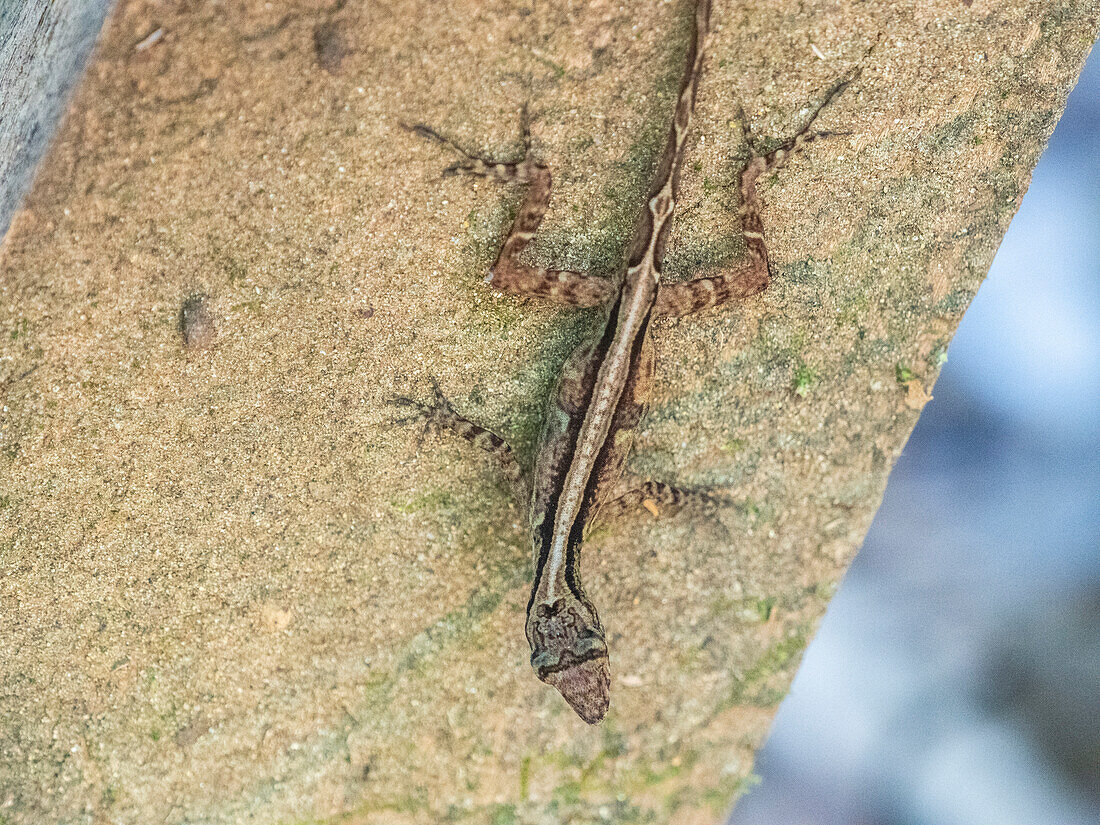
528,599,612,723
540,654,611,724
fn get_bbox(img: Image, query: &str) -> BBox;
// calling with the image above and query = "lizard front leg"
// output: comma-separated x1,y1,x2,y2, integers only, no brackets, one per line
405,121,614,308
595,480,731,523
654,71,859,318
391,382,529,501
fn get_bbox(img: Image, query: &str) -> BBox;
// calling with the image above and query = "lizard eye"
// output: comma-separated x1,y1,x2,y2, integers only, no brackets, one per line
573,633,606,657
531,649,559,671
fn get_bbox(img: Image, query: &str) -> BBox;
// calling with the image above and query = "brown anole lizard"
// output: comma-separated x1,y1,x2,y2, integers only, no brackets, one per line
397,0,857,723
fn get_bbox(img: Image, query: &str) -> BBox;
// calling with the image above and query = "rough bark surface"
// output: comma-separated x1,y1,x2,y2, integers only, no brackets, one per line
0,0,112,241
1,1,1096,823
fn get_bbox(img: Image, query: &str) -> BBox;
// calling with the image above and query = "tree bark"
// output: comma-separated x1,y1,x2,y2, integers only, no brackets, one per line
0,0,111,241
1,1,1096,823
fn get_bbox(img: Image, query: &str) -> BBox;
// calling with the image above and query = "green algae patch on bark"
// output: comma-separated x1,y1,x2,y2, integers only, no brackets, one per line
1,0,1098,823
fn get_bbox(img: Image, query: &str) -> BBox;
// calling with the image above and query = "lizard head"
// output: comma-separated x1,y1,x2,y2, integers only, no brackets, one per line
526,596,611,724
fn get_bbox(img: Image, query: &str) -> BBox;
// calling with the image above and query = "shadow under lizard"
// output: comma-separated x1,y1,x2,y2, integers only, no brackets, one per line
396,0,859,724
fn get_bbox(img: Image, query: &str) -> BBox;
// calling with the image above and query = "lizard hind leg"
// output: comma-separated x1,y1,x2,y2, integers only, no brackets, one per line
403,118,613,308
403,122,542,185
654,68,860,319
737,68,860,179
736,65,862,261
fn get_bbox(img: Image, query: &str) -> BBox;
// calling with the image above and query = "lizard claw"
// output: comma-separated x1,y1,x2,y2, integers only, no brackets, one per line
386,394,427,414
387,399,436,452
385,394,434,437
425,377,453,411
386,380,454,432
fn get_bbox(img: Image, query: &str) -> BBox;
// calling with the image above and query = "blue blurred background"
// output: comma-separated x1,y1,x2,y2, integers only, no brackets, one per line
730,46,1100,825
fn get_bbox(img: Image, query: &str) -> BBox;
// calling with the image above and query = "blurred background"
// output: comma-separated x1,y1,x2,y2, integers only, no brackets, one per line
731,45,1100,825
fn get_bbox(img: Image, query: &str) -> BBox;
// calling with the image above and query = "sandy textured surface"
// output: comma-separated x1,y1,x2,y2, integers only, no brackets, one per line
1,1,1096,823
